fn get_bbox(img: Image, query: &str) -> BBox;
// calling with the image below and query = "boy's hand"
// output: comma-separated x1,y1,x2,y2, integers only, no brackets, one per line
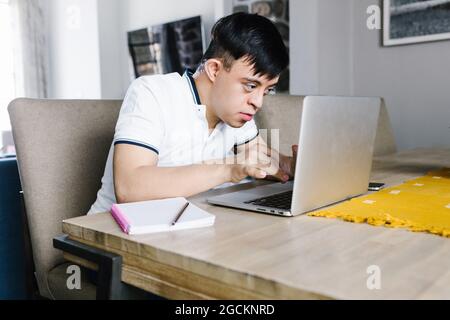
228,155,280,183
262,144,297,183
230,144,298,184
278,144,298,180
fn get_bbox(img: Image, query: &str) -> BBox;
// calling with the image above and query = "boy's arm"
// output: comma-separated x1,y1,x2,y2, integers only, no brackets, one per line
113,144,276,204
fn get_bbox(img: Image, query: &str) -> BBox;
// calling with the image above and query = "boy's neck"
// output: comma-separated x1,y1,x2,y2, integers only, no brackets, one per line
193,71,221,131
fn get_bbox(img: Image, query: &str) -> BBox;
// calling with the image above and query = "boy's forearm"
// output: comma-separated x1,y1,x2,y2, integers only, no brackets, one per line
116,163,231,203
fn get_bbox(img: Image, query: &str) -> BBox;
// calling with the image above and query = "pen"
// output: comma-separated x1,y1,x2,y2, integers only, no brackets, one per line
171,202,189,226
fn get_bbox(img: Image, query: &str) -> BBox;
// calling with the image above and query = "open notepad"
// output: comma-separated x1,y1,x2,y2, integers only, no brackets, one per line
110,197,215,235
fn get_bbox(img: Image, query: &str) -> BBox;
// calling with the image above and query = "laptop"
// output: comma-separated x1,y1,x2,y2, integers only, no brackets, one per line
207,96,381,217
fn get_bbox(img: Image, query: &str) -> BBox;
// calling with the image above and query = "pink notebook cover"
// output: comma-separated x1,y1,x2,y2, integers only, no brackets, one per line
110,204,131,234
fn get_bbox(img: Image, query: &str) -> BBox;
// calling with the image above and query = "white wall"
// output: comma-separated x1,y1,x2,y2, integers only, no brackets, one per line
47,0,102,99
352,0,450,149
46,0,217,99
290,0,319,95
290,0,450,150
290,0,354,96
96,0,216,99
97,0,123,99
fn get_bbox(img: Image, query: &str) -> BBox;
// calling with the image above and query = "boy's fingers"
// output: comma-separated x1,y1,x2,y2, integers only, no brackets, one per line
245,160,278,179
245,166,267,179
245,149,271,165
250,153,286,180
276,169,290,182
267,168,289,183
262,159,281,176
245,151,277,169
255,151,272,166
258,164,277,176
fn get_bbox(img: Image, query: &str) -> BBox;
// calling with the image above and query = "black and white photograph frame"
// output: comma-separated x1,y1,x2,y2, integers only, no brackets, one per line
383,0,450,46
128,16,205,78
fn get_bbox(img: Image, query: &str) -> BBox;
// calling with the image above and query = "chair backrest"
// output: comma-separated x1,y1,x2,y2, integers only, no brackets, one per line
8,98,122,299
256,95,397,156
255,94,305,156
373,98,397,156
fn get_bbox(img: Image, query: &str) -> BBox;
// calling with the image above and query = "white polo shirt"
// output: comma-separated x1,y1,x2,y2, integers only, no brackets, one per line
87,70,259,214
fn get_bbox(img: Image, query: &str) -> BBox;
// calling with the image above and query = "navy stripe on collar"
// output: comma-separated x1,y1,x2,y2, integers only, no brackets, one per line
184,69,202,105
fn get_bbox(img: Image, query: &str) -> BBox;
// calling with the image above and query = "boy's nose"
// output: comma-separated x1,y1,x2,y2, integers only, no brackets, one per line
248,93,264,110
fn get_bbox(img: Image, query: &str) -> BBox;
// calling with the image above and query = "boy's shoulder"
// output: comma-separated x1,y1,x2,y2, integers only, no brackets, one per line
135,72,184,93
120,72,188,115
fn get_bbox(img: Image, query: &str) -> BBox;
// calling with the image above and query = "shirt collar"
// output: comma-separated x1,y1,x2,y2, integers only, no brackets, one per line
183,69,225,133
183,69,202,105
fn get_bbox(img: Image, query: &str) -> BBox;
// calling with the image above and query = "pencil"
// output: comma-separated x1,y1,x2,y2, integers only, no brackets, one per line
171,202,189,225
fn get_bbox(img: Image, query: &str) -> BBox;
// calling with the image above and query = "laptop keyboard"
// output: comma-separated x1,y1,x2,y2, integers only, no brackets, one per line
244,191,292,210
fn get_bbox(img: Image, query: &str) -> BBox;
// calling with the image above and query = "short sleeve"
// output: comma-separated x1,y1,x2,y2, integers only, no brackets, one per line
113,77,164,155
233,119,259,146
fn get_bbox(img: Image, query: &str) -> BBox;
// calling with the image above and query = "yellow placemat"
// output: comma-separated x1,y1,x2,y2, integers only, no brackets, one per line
308,168,450,237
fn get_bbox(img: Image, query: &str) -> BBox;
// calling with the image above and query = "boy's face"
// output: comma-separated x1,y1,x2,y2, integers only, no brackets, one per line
210,58,279,128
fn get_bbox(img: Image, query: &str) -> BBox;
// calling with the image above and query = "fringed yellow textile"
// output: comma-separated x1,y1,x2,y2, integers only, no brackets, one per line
308,168,450,237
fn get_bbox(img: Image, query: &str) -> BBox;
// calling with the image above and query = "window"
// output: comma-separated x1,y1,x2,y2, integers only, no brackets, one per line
0,0,17,135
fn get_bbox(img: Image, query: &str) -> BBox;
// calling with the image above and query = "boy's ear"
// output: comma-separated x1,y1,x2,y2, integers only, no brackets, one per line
204,59,222,83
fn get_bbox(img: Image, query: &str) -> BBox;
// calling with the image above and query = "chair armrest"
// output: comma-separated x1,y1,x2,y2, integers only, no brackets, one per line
53,235,123,300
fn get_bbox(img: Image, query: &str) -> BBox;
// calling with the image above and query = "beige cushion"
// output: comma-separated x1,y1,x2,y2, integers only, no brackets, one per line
256,95,396,157
373,98,397,155
8,98,122,299
255,94,304,156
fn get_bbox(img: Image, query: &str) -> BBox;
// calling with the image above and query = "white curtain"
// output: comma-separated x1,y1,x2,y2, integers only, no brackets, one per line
10,0,49,99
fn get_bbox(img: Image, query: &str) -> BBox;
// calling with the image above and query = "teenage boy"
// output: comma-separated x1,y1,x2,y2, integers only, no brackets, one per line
88,12,297,214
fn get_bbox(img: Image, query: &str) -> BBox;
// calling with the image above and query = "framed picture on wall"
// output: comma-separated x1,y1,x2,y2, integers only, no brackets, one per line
383,0,450,46
128,16,205,78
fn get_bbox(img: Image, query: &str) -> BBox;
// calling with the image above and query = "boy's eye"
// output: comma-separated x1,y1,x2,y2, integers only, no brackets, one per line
244,83,257,91
265,87,276,96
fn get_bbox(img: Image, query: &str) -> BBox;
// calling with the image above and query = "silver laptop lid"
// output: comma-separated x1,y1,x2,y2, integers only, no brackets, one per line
290,96,381,215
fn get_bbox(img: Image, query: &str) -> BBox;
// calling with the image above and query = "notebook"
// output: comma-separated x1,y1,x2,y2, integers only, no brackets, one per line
110,197,215,235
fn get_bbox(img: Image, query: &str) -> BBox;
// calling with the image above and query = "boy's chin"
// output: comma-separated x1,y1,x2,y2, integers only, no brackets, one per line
225,118,246,128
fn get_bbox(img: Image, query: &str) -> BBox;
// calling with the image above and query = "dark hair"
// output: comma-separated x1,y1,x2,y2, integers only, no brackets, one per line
200,12,289,79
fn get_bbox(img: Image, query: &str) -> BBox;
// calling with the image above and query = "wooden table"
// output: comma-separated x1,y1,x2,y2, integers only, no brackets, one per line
62,148,450,299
